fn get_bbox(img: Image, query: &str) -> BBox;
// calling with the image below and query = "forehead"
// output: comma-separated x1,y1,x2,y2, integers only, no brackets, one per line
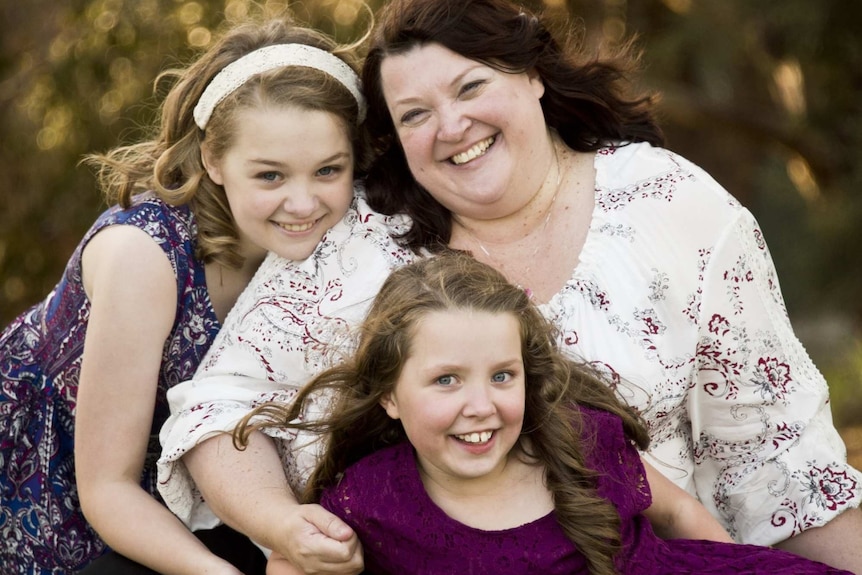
227,105,352,159
380,42,484,96
406,309,522,358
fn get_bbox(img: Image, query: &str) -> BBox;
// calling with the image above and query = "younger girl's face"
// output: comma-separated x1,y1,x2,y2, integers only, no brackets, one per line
203,105,355,263
380,309,526,491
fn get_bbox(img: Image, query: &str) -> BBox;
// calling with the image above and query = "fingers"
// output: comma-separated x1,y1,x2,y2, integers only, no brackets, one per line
306,504,356,543
278,504,363,575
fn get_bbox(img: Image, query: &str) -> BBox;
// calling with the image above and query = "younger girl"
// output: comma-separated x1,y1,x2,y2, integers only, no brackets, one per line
238,252,851,575
0,17,367,575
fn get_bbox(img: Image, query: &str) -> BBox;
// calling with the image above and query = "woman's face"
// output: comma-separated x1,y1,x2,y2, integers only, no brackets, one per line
379,42,550,222
203,105,355,262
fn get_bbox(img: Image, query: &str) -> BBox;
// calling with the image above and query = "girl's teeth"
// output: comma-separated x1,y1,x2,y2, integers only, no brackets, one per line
451,137,494,165
279,222,314,232
457,431,493,444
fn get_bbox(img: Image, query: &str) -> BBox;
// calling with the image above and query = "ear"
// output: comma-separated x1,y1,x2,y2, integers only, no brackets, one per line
379,393,400,420
527,68,545,99
200,143,224,186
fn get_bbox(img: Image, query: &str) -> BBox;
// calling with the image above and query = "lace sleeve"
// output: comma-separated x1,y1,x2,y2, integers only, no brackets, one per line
579,406,651,517
688,209,861,545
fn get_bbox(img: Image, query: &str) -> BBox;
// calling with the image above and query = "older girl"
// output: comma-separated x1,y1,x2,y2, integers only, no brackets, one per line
0,16,367,575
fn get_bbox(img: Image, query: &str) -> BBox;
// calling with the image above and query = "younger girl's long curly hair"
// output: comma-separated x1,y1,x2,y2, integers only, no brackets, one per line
235,251,650,575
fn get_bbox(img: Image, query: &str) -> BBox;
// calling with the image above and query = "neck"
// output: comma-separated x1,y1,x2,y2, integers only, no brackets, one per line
453,134,566,246
418,449,553,530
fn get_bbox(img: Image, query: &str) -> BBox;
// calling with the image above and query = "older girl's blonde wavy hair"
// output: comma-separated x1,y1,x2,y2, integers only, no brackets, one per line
85,17,368,268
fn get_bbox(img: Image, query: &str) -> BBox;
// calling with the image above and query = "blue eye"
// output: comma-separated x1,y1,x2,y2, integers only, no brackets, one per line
436,375,454,386
492,372,511,383
317,165,341,177
259,171,279,182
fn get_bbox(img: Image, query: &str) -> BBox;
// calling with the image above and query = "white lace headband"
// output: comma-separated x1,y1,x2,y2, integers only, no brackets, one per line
193,43,366,129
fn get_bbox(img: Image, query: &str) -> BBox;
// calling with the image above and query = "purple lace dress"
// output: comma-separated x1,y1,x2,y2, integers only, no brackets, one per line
320,407,851,574
0,194,221,574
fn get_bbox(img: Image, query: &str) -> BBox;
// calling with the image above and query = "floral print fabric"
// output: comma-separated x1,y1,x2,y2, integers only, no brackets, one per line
158,144,861,547
157,194,415,529
0,195,220,574
546,142,861,544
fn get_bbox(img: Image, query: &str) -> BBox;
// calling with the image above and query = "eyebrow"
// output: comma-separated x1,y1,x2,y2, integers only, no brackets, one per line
246,151,352,167
389,63,487,108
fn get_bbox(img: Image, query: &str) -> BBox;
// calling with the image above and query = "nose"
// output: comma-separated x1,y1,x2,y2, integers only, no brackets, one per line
436,103,470,142
462,383,496,418
281,182,318,217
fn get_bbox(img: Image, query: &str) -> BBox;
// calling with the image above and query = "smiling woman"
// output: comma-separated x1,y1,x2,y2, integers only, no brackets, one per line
379,42,552,226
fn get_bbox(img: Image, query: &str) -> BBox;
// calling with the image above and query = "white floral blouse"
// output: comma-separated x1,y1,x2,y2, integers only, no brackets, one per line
157,143,860,547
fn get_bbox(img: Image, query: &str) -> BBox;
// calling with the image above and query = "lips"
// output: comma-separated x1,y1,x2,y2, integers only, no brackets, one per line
450,136,495,165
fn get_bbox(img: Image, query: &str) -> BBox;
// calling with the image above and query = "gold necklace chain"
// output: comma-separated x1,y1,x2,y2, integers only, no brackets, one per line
457,141,565,298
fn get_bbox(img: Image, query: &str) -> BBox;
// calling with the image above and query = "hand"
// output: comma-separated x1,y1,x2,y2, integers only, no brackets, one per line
277,504,363,575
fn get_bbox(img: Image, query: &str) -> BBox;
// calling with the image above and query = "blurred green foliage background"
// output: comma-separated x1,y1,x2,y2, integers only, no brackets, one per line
1,0,860,461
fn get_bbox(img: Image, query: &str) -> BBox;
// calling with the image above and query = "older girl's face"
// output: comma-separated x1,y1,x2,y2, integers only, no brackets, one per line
379,42,550,223
203,105,354,263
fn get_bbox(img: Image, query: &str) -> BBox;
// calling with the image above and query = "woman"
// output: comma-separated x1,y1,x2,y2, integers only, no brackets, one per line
157,1,862,573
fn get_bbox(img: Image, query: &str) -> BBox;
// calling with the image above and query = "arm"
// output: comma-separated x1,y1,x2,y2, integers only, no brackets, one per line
687,206,862,568
772,507,862,574
641,458,733,542
183,430,362,575
158,207,409,573
156,250,365,575
75,225,240,575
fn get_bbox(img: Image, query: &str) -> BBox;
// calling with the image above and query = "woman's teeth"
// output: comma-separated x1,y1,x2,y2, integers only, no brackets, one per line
456,431,493,444
451,136,494,165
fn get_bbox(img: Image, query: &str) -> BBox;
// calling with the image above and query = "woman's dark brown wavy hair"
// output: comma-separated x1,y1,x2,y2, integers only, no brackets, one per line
235,251,650,575
83,18,367,269
360,0,664,252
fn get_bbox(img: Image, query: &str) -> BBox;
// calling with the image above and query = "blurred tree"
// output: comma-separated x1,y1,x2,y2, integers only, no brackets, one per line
1,0,860,428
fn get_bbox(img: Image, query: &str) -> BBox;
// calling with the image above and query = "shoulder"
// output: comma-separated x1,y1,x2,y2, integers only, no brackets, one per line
574,405,648,499
573,405,631,466
102,193,191,225
333,190,414,260
594,142,744,221
89,194,196,250
321,442,413,513
589,142,759,269
575,404,625,442
83,195,198,275
342,442,413,487
82,223,178,294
